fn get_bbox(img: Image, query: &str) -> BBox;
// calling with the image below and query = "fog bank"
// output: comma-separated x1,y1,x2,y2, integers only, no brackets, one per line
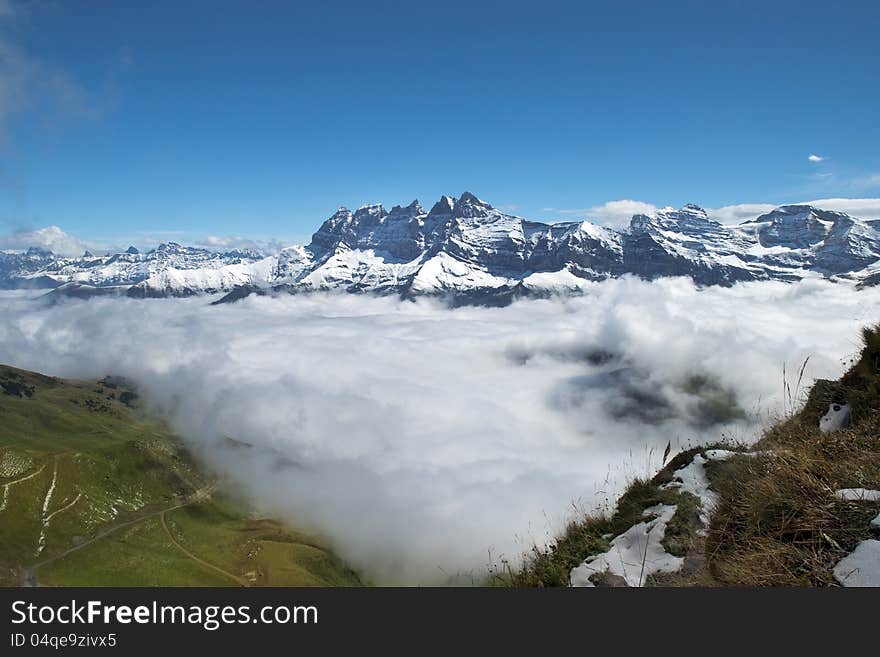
0,277,875,583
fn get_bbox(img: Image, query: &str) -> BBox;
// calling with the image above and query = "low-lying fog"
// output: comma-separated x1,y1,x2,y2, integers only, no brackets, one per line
1,277,876,583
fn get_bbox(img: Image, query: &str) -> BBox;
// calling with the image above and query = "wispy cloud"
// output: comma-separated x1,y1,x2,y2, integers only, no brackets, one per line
542,207,588,215
848,173,880,191
0,0,19,20
708,203,777,224
197,235,287,254
808,154,825,163
0,2,130,146
797,167,880,196
799,198,880,220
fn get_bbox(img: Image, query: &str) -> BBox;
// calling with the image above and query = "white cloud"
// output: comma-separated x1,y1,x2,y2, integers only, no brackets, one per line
707,203,777,225
0,225,88,256
707,198,880,224
0,279,873,583
583,200,659,228
800,198,880,220
808,154,825,163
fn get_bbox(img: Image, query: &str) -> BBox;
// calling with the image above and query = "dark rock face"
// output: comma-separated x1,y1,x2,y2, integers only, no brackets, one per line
0,379,35,398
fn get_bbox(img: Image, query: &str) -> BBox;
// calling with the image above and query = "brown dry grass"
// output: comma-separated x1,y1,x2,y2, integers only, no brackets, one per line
705,326,880,586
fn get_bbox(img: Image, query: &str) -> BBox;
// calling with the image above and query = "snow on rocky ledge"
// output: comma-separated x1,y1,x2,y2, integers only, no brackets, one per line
570,448,740,587
570,504,683,587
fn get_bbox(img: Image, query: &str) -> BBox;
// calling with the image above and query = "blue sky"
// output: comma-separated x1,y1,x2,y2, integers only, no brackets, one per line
1,0,879,249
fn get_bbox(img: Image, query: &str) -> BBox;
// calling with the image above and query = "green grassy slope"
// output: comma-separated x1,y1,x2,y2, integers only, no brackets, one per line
0,364,361,587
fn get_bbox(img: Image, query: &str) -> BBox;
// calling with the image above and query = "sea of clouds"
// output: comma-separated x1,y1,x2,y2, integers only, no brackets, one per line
0,276,877,583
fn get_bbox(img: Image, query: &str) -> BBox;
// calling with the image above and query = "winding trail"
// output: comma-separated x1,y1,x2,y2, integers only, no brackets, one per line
160,509,248,586
21,485,216,587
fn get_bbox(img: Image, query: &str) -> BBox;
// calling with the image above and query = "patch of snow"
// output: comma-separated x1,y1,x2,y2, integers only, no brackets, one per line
36,461,58,555
833,540,880,587
520,268,592,293
661,449,738,528
44,492,82,523
835,488,880,502
703,449,738,461
570,504,683,587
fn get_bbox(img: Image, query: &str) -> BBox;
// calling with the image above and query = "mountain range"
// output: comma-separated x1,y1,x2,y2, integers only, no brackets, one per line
3,192,879,305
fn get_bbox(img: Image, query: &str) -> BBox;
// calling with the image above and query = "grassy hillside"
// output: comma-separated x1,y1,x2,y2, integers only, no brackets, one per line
502,326,880,587
0,365,361,587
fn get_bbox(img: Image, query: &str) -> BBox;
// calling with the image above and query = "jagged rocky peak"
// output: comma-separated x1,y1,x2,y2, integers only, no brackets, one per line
427,195,455,218
452,191,494,219
388,199,424,218
656,203,712,223
680,203,709,217
125,246,139,255
83,250,94,258
25,246,52,257
310,207,354,252
353,203,387,225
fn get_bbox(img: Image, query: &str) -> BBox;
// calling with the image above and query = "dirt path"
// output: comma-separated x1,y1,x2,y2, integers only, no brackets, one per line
21,485,215,587
160,510,248,587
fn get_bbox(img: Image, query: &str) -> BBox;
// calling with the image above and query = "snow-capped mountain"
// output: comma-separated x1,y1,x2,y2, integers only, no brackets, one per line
2,193,879,304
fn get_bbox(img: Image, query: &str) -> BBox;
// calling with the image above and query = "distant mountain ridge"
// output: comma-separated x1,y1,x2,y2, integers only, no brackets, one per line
2,193,879,304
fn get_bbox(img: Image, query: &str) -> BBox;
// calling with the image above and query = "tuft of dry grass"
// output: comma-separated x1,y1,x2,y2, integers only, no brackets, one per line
706,326,880,586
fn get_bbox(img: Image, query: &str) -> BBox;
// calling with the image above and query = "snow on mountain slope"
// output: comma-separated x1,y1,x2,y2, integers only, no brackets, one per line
408,251,513,296
128,256,278,297
3,193,879,303
624,204,760,284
